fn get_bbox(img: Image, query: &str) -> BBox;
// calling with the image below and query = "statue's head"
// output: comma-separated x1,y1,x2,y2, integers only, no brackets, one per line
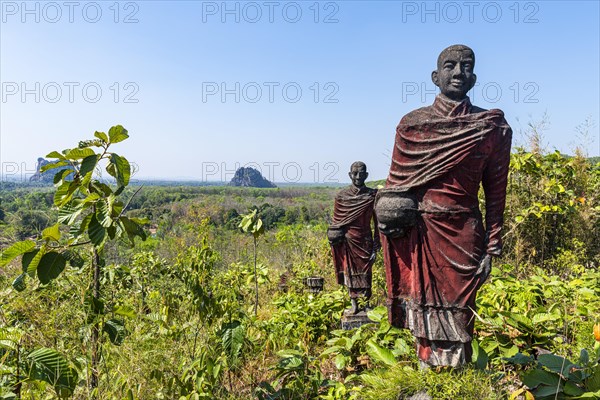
431,44,476,101
349,161,368,188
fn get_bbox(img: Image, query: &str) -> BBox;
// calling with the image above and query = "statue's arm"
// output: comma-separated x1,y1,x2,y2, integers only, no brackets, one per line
481,126,513,257
372,208,381,251
328,198,346,245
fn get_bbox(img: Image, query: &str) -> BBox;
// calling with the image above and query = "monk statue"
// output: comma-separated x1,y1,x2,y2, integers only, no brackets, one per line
376,45,512,368
328,162,380,315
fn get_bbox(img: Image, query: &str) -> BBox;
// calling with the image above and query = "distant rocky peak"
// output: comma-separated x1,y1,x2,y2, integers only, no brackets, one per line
229,167,276,188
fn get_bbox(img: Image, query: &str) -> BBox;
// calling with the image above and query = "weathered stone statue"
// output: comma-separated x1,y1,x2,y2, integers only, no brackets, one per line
376,45,512,368
328,162,380,316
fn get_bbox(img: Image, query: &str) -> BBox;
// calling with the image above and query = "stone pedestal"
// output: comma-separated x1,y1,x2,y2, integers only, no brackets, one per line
406,391,432,400
341,309,373,330
304,277,324,294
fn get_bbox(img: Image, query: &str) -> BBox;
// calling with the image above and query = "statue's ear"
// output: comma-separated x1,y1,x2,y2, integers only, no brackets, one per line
365,172,369,179
431,70,439,87
348,171,352,179
465,73,477,93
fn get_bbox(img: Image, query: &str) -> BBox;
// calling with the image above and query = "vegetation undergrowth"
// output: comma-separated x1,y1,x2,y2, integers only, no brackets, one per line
1,124,600,399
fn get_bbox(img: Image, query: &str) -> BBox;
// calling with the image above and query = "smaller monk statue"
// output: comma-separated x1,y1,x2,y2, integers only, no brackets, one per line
328,162,380,315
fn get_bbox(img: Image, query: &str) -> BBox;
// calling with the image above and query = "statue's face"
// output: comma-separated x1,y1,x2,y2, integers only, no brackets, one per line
349,166,368,187
432,49,476,101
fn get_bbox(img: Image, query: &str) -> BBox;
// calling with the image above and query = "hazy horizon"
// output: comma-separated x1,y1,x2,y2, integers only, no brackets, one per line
2,1,599,183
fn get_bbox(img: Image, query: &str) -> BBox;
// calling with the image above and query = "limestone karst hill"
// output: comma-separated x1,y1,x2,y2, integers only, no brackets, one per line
229,167,277,188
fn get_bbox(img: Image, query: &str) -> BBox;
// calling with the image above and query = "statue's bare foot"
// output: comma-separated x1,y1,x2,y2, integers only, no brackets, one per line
350,299,359,314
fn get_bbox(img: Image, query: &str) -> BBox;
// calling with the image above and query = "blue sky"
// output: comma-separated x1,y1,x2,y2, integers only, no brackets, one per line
1,0,599,183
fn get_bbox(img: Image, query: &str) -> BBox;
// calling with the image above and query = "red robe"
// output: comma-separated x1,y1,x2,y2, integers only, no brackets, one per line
330,186,380,298
382,95,512,366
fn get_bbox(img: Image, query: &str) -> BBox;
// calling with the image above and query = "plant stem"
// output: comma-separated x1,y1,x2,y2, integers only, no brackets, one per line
254,236,258,316
117,185,144,219
15,341,21,398
90,246,101,398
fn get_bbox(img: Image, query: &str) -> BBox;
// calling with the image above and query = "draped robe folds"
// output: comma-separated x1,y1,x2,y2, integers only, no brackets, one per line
330,186,380,298
382,95,512,367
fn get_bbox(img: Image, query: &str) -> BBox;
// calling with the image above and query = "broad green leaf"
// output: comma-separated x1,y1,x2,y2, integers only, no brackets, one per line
58,202,84,226
103,319,127,345
365,339,396,366
108,125,129,144
37,252,67,284
110,153,131,187
509,388,534,400
12,273,26,292
70,213,93,239
240,217,252,232
570,369,585,383
393,338,410,356
120,216,147,244
221,320,244,367
499,344,519,358
130,217,150,225
96,198,113,228
366,306,387,322
113,305,136,319
82,193,101,204
79,154,99,178
531,383,562,398
53,168,73,184
0,327,22,350
42,224,61,242
91,181,112,196
522,369,561,388
22,250,40,274
276,349,303,358
88,215,106,248
106,161,116,179
472,340,489,370
252,218,264,238
238,210,265,239
499,311,534,331
41,160,69,173
239,210,256,232
277,354,303,371
54,181,70,205
65,147,95,160
54,181,77,207
334,353,348,370
62,250,84,269
94,131,108,142
27,347,77,398
576,391,600,398
112,200,124,215
0,240,36,267
563,381,584,396
504,352,534,365
322,346,344,356
580,349,590,366
538,353,574,377
46,151,66,160
585,366,600,391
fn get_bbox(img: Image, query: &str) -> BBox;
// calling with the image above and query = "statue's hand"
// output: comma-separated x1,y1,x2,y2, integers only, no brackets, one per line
378,223,406,238
475,253,492,283
327,227,346,245
369,251,376,262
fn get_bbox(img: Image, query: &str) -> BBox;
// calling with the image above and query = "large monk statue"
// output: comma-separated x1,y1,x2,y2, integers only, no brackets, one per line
328,162,380,315
376,45,512,368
